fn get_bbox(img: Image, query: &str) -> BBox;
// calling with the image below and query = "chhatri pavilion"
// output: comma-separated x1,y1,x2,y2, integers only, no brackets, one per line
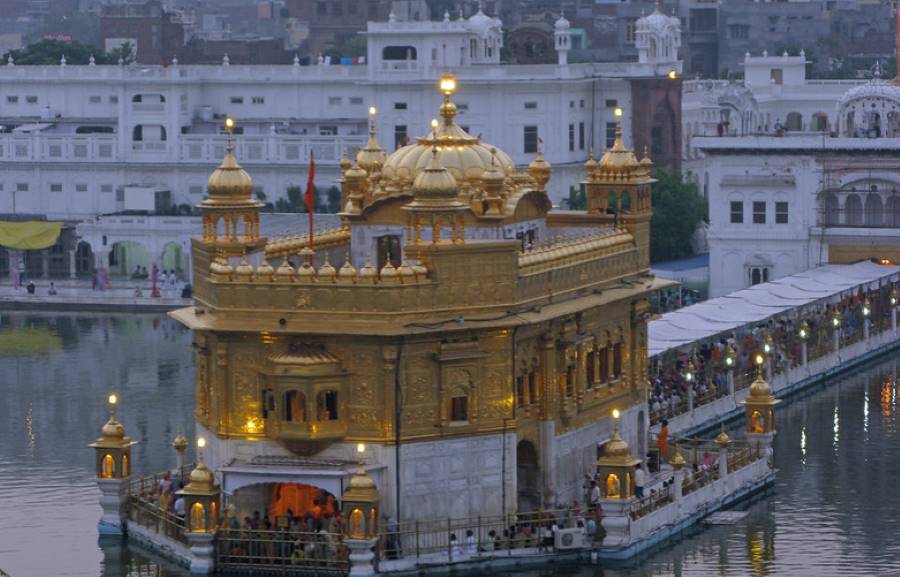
170,74,665,525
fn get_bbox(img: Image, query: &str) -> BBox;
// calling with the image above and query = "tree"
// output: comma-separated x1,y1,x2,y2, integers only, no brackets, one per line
650,169,707,263
2,39,133,65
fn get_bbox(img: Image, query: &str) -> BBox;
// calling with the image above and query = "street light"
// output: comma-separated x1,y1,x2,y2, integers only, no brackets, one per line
891,286,898,307
439,74,457,96
799,319,809,340
614,107,623,119
862,297,871,318
684,359,695,383
763,334,774,354
668,69,678,80
832,309,842,328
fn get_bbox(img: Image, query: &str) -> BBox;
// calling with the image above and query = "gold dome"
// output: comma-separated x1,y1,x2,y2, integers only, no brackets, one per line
397,261,415,280
715,424,731,448
338,256,357,282
749,375,772,398
411,148,461,202
340,147,352,173
234,258,254,280
380,79,515,184
317,256,337,281
342,467,381,504
380,261,398,282
345,161,367,182
599,132,639,173
101,416,126,440
356,113,388,173
255,259,274,281
274,258,295,281
173,433,188,451
603,430,631,459
204,142,256,206
584,148,598,173
411,262,428,279
359,260,377,283
296,262,316,281
180,462,218,496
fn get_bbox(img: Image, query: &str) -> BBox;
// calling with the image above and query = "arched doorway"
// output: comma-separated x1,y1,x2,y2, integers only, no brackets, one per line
516,440,540,513
230,482,340,529
75,241,93,277
161,242,189,280
108,240,150,277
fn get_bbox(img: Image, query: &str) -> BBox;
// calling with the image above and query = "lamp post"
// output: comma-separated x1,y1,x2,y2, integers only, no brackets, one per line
173,433,187,482
725,343,737,396
798,319,809,366
88,393,137,536
684,359,695,413
891,286,898,333
177,436,221,574
763,334,774,381
832,308,842,352
862,296,871,340
342,442,381,576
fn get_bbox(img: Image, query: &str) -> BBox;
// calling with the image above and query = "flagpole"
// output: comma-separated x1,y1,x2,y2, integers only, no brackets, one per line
306,150,316,265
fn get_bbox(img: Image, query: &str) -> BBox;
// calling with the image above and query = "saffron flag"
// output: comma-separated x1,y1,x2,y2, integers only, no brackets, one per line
305,153,315,249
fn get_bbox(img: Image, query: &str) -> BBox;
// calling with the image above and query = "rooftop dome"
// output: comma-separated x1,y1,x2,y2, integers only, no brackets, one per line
602,430,632,459
554,13,570,31
467,9,499,36
637,8,679,33
838,77,900,109
412,148,461,202
202,119,261,209
381,77,515,184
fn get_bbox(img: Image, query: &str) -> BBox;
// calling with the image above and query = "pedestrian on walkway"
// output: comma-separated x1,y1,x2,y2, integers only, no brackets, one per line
634,463,646,498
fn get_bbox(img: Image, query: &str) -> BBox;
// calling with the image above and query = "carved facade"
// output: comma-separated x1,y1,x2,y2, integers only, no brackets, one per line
172,76,663,522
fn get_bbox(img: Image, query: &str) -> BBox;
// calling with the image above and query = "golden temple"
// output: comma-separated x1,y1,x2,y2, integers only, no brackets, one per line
171,73,664,520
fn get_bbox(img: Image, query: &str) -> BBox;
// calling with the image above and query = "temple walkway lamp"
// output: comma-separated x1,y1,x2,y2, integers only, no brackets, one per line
892,286,899,332
177,437,221,574
832,308,842,351
862,296,872,340
342,443,381,576
740,365,780,455
799,319,809,365
725,343,737,395
173,433,188,481
89,393,137,535
596,409,641,500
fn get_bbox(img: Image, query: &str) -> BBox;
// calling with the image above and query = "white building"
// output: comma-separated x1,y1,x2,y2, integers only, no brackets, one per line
0,9,682,223
684,53,900,297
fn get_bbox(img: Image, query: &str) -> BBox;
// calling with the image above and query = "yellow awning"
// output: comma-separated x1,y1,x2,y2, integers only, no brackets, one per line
0,221,63,250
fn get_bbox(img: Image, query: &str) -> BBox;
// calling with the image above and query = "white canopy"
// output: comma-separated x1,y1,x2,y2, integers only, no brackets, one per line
649,261,900,358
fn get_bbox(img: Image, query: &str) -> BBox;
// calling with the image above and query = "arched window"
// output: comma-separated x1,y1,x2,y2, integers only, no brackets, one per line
191,502,205,532
845,194,862,225
317,390,338,421
284,391,306,422
586,348,596,389
824,193,839,226
812,112,829,132
785,112,803,132
865,193,883,226
516,375,526,407
450,395,468,422
102,454,115,478
887,196,900,227
598,337,610,384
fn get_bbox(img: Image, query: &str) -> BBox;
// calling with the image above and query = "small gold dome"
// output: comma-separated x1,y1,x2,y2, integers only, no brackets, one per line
101,417,126,440
413,149,459,200
173,433,188,451
749,375,772,398
296,262,316,282
340,148,351,173
356,122,388,173
715,424,731,448
359,260,377,283
345,162,367,181
205,145,255,205
338,256,357,282
317,256,337,281
528,150,552,190
234,258,254,280
640,145,653,169
599,122,639,173
411,262,428,279
603,430,631,459
380,261,398,280
187,462,216,490
584,149,598,173
670,445,686,470
274,258,295,281
209,254,233,277
255,259,274,281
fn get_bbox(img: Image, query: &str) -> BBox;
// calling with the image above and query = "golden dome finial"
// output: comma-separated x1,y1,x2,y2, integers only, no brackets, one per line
715,423,731,448
528,146,551,191
204,116,257,206
224,116,235,152
439,73,458,126
340,146,351,173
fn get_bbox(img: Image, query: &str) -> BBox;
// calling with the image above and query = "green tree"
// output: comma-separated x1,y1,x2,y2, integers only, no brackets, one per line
650,169,707,263
2,39,133,65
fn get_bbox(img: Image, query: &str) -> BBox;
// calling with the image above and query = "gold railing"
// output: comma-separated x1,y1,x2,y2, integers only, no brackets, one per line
127,495,188,545
215,528,349,574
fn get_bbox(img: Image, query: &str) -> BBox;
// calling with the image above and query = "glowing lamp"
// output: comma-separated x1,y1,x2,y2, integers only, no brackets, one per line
431,118,439,130
612,408,621,419
832,310,842,327
224,117,235,130
863,298,871,317
754,353,765,367
439,74,457,96
357,442,366,454
891,287,898,306
668,70,678,80
108,393,118,406
197,437,206,449
368,106,377,116
614,107,623,118
725,356,734,367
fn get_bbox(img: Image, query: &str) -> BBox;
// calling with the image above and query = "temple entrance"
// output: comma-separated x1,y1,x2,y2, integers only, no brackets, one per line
229,482,340,531
516,440,540,513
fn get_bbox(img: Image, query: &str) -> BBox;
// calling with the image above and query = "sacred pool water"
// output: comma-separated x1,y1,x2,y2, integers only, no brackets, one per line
1,312,898,577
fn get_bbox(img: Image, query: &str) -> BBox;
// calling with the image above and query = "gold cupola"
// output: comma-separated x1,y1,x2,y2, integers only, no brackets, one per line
198,117,264,251
356,106,388,174
741,369,780,435
598,108,640,178
528,148,552,191
204,117,255,206
177,437,221,534
89,393,137,480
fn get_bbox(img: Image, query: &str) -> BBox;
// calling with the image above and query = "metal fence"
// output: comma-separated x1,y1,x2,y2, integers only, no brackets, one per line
127,495,188,545
215,528,348,575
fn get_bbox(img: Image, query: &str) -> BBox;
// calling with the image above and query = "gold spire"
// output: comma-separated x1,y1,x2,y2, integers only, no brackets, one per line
356,106,387,173
715,423,731,448
528,144,552,191
598,107,639,173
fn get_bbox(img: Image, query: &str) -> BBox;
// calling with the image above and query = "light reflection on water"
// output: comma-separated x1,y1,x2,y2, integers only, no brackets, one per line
0,312,899,577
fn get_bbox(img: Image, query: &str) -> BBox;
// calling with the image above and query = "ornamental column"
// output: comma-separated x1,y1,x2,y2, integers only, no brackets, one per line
342,444,381,576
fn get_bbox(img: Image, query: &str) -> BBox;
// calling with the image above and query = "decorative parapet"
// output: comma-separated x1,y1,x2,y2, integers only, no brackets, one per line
208,253,429,286
264,226,351,260
518,230,634,273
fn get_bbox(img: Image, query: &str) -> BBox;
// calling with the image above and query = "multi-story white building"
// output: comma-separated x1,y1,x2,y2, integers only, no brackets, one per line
684,52,900,297
0,9,683,223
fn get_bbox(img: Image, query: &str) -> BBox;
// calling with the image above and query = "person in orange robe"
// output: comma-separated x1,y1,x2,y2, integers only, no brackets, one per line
658,419,669,463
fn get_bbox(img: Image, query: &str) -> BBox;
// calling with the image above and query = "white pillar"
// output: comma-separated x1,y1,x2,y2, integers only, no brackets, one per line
727,370,735,396
833,328,840,352
185,532,216,574
96,478,128,535
687,386,694,414
346,537,378,576
801,341,808,366
717,448,728,480
598,499,632,548
69,248,77,279
863,318,870,341
672,468,684,502
893,306,898,333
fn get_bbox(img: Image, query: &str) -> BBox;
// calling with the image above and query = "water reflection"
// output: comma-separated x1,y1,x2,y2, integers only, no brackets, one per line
2,312,900,577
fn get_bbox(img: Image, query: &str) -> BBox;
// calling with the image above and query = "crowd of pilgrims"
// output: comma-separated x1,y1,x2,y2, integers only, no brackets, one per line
649,292,884,425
